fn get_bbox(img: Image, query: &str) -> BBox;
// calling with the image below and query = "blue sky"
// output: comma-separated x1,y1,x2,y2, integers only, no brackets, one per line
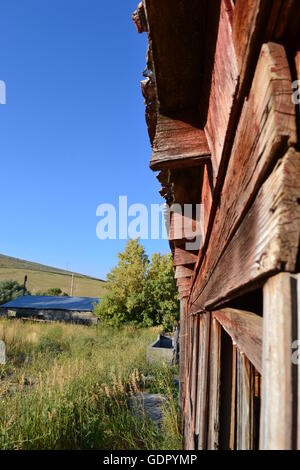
0,0,169,280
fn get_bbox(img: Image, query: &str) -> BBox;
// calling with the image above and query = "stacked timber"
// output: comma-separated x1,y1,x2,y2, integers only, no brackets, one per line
134,0,300,450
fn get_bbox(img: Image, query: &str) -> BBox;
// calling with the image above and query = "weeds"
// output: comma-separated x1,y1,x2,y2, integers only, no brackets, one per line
0,319,182,450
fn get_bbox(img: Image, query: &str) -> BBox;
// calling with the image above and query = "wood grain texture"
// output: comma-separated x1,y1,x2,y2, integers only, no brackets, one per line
184,311,195,450
295,51,300,81
297,274,300,451
184,386,195,450
144,0,207,113
173,247,198,267
201,162,214,241
230,346,237,450
213,309,263,374
190,42,297,312
236,351,254,450
204,0,238,176
168,210,203,242
178,289,190,300
190,147,300,313
150,114,210,171
196,313,210,450
207,317,221,450
177,277,191,289
175,265,194,280
179,298,187,423
190,317,199,436
232,0,262,73
260,273,297,450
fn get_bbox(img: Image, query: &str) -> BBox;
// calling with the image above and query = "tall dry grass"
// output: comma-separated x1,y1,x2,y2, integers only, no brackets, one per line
0,319,181,450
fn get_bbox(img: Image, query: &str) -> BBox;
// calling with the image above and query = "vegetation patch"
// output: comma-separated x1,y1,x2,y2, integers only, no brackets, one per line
0,319,181,450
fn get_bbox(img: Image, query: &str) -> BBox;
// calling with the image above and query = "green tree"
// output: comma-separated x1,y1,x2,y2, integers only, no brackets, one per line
95,240,179,330
0,280,30,305
141,253,179,330
95,239,148,326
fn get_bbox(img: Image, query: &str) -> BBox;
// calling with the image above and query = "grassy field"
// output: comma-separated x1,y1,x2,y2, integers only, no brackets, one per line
0,254,106,298
0,319,181,450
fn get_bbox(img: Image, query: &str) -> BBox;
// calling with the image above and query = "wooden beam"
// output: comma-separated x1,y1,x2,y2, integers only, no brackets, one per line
179,298,187,426
297,274,300,451
260,273,299,450
236,350,255,450
196,312,210,450
177,277,191,288
190,316,200,437
184,311,195,450
190,147,300,313
207,317,221,450
144,0,208,113
173,247,198,267
204,0,238,176
184,385,195,450
150,114,210,171
295,51,300,81
229,346,237,450
175,265,194,280
190,41,297,312
178,291,190,300
168,210,203,243
201,161,214,240
232,0,264,74
213,308,263,374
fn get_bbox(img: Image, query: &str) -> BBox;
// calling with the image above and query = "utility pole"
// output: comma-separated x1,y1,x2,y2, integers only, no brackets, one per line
71,274,74,296
23,275,28,296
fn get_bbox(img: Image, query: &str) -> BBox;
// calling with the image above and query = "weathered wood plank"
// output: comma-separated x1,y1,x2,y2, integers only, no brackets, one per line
168,210,203,243
184,310,195,450
204,0,238,176
267,1,300,50
178,290,190,300
297,274,300,451
175,265,194,280
236,351,254,450
295,51,300,80
196,312,210,450
213,309,263,374
179,298,187,423
207,317,221,450
201,161,214,241
260,273,298,450
230,346,237,450
144,0,208,113
177,277,191,289
190,146,300,313
233,1,300,103
190,317,199,436
150,114,210,171
190,42,297,312
184,384,195,450
173,246,198,267
232,0,264,74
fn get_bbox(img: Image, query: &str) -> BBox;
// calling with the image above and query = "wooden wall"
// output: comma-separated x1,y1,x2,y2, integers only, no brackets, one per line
135,0,300,450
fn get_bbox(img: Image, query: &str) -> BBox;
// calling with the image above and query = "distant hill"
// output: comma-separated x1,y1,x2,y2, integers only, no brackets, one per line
0,254,106,298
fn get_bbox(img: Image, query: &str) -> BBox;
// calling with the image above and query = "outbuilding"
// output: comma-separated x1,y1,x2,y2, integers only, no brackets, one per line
0,295,99,325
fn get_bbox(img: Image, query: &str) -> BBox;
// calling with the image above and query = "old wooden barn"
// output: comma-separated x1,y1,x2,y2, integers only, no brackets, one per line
133,0,300,450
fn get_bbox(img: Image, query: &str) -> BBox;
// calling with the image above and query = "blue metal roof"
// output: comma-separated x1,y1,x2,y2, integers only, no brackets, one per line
1,296,99,312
